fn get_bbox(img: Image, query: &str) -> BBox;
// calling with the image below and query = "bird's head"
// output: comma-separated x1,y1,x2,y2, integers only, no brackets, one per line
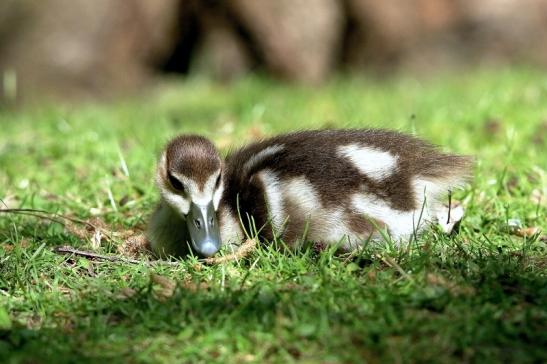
156,135,223,257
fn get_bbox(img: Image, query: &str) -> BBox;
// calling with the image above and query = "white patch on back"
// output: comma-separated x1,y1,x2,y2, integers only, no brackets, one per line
351,192,431,241
318,208,352,245
279,176,364,249
348,176,453,243
257,170,284,233
338,144,398,181
243,144,284,174
282,176,320,216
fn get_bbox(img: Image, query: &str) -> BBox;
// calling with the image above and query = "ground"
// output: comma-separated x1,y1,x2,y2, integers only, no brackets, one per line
0,68,546,363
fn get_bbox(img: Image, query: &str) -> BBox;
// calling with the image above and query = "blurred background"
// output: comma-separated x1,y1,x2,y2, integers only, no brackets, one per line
2,0,547,104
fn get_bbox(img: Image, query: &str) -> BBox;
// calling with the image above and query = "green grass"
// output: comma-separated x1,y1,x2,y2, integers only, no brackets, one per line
1,67,546,363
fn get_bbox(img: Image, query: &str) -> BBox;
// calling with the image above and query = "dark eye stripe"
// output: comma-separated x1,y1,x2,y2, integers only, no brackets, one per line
168,173,184,192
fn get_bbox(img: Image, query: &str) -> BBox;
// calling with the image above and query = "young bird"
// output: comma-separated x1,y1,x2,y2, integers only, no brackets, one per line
148,129,473,258
218,129,473,252
147,135,224,257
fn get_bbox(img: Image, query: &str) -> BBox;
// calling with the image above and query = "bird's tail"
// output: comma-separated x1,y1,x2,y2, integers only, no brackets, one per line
420,153,474,190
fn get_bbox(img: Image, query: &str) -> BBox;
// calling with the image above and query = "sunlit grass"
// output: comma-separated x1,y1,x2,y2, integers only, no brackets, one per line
1,67,546,363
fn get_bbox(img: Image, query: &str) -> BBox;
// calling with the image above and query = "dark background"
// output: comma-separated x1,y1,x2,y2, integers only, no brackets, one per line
2,0,547,103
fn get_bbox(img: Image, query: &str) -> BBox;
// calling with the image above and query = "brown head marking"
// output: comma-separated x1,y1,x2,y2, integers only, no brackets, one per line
164,135,221,189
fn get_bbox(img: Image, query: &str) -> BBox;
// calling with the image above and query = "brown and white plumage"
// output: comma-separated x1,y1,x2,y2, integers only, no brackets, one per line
218,129,472,251
147,135,224,257
148,129,473,257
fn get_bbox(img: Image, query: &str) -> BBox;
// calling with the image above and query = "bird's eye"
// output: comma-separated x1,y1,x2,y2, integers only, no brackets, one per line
168,173,184,192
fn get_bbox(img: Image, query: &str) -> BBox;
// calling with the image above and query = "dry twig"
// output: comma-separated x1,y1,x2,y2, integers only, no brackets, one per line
202,239,258,264
54,241,258,266
1,208,258,265
53,245,152,265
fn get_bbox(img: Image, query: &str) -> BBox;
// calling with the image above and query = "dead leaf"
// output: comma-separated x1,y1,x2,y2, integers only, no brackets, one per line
65,218,109,250
87,217,108,229
512,226,540,238
64,221,87,239
118,233,150,257
180,279,209,292
150,273,176,300
113,229,139,239
150,273,176,289
116,287,137,299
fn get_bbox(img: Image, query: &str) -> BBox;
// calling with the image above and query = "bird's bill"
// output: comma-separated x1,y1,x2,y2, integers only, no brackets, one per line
186,201,221,257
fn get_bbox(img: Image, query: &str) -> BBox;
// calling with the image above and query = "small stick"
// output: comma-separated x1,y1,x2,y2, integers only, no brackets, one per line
447,190,452,224
53,239,258,266
54,245,150,264
54,239,258,266
202,239,257,264
2,208,258,265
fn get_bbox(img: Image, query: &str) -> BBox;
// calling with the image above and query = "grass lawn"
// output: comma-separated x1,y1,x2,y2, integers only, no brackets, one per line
0,68,546,363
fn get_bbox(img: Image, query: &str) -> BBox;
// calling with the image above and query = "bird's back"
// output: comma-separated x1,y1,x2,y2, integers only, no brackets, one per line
219,129,472,249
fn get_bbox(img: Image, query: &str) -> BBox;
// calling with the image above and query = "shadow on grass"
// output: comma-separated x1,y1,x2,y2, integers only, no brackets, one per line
2,283,283,363
3,255,547,363
1,220,547,362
